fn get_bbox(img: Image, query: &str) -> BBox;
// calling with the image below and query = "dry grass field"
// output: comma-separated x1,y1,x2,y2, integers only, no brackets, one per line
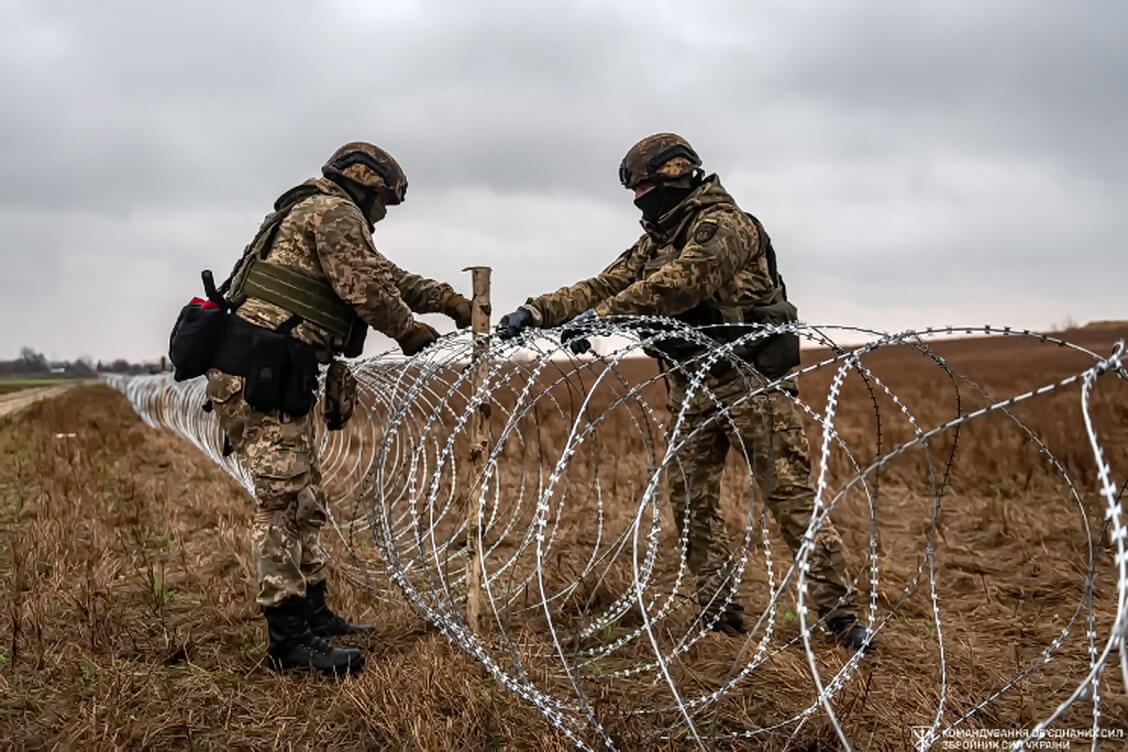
1,324,1126,751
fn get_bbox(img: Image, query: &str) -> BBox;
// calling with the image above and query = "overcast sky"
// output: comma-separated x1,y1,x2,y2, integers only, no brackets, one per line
2,0,1125,362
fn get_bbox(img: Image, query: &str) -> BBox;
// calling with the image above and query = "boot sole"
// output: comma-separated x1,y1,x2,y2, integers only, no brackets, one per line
267,657,365,676
309,627,374,638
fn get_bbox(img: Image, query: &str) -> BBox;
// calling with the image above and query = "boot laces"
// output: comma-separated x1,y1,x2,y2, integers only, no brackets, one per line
305,633,333,655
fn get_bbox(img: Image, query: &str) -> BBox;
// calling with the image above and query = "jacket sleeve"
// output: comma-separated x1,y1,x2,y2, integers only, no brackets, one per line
524,240,643,327
593,213,755,318
384,261,458,314
312,199,416,340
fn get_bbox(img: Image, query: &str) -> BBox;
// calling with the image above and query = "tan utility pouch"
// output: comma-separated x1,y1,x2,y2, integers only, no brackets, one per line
323,360,357,431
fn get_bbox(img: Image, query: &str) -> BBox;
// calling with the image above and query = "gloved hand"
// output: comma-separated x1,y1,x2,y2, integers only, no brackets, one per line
568,337,592,355
497,307,533,340
441,292,473,329
396,320,440,356
561,309,596,355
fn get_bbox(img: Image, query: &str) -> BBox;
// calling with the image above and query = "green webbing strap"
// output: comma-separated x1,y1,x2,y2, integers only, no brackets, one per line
242,261,357,341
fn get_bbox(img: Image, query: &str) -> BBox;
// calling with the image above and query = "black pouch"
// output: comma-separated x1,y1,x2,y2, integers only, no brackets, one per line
243,328,290,413
639,311,711,363
748,333,800,379
169,301,228,381
168,270,230,382
281,339,319,417
229,313,319,418
342,316,368,358
740,300,801,379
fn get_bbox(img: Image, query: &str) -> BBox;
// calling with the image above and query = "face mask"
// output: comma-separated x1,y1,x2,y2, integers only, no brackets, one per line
359,193,387,230
633,184,692,223
365,199,387,227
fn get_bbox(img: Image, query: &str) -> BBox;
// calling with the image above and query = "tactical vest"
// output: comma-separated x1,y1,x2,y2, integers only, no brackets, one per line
642,212,800,378
221,184,368,357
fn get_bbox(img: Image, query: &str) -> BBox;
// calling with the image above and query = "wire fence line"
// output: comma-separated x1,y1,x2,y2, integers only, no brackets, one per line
107,319,1127,751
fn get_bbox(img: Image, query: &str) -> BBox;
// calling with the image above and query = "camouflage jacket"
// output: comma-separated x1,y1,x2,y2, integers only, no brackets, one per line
525,176,778,328
235,177,455,350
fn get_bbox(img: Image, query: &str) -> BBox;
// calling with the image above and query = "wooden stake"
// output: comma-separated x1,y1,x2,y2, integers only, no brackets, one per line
462,266,492,633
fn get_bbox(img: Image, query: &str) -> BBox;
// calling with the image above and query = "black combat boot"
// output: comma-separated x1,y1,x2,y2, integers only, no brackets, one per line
305,580,372,638
703,602,747,636
826,613,875,653
263,595,365,676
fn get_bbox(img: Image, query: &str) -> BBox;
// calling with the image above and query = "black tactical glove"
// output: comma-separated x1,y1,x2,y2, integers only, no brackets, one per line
560,309,597,355
497,307,533,339
397,320,440,356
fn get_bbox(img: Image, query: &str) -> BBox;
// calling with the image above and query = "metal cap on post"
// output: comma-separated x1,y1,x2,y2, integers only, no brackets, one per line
461,266,491,634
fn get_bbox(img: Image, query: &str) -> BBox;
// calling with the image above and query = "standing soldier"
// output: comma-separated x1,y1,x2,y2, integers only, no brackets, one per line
204,142,472,675
497,134,871,651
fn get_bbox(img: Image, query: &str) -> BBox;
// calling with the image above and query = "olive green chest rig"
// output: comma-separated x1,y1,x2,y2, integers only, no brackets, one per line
220,184,367,357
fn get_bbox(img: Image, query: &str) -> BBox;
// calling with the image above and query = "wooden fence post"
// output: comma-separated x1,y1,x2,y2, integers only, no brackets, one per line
462,266,492,633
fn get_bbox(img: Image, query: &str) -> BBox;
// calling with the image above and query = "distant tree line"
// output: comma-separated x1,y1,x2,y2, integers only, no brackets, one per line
0,347,168,377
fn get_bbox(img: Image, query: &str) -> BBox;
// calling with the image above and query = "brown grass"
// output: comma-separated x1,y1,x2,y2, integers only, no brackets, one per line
1,326,1126,751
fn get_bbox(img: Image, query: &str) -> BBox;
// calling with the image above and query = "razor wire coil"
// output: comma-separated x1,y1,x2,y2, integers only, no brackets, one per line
106,318,1128,752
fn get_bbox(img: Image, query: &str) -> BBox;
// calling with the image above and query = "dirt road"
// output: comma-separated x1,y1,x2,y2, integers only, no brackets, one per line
0,384,75,418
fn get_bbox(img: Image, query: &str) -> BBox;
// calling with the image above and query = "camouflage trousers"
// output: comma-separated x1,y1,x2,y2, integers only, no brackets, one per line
205,370,327,608
664,367,855,620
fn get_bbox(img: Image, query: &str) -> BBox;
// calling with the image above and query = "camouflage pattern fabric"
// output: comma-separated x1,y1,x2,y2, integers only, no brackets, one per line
525,176,777,327
665,367,855,619
206,369,327,607
210,172,466,604
525,173,857,620
233,177,457,353
619,132,701,189
322,141,408,201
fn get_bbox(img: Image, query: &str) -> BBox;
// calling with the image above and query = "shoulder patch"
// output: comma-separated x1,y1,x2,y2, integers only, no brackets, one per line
694,217,720,243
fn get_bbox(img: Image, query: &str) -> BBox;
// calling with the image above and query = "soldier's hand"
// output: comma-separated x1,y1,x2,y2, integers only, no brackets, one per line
568,337,592,355
396,320,440,356
497,307,533,340
561,309,597,355
441,292,473,329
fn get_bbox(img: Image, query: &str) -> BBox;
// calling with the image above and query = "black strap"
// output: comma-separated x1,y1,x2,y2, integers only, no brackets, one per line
201,270,230,311
744,213,782,289
276,314,303,335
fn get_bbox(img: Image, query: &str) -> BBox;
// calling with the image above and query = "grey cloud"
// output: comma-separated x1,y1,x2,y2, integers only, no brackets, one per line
0,0,1124,361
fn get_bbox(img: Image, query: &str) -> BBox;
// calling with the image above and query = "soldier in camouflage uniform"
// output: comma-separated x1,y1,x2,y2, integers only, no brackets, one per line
498,134,872,651
208,142,472,675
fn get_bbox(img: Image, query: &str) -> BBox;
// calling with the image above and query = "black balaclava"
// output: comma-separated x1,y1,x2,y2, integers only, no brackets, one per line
636,172,703,223
327,174,386,230
633,181,696,223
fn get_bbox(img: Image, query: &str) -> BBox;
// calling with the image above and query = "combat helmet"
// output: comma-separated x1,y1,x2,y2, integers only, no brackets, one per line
618,133,702,190
322,142,408,204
